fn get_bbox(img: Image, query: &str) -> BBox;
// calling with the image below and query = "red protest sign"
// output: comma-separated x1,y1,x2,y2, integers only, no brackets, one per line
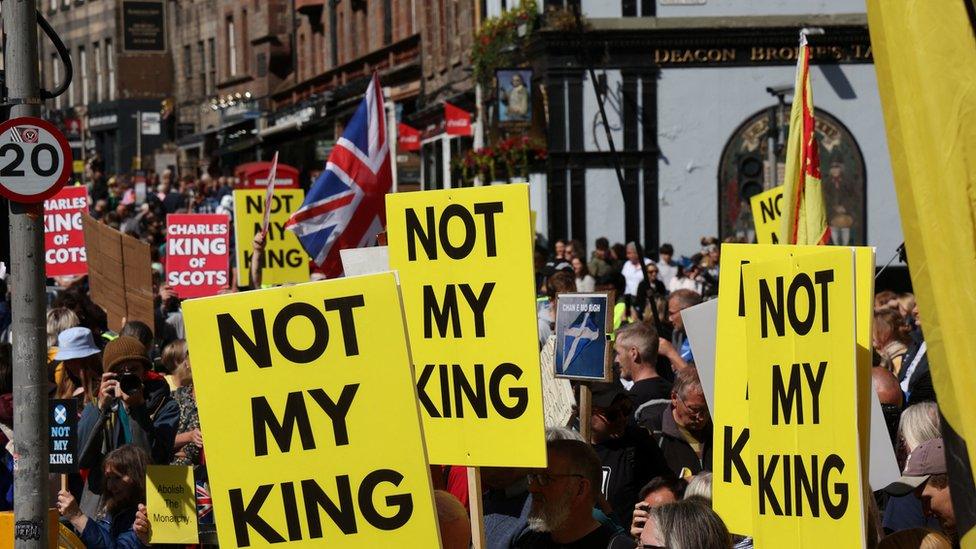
44,186,89,277
165,214,230,299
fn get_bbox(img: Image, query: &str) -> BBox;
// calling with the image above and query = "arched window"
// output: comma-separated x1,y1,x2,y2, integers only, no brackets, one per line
718,106,867,246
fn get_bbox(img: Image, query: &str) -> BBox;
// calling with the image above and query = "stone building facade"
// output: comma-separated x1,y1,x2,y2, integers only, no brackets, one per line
39,0,173,175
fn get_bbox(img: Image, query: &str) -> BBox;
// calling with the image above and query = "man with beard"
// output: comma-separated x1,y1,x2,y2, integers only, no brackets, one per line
516,440,617,548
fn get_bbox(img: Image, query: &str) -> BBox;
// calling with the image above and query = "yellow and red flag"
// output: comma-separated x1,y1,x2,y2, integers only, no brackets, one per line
779,34,830,245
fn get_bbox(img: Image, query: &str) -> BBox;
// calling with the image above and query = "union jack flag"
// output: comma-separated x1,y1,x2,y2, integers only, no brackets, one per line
285,73,392,277
196,480,213,524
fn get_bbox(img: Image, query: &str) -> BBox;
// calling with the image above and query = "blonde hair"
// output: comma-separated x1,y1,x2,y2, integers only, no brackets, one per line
898,402,941,453
161,340,187,373
878,528,951,549
47,307,80,348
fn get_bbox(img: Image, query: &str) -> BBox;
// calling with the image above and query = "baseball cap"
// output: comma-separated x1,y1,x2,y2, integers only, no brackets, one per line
885,438,946,496
53,327,101,361
590,382,628,409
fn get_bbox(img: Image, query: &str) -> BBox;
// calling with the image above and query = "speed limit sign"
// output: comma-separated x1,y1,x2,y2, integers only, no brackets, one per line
0,117,73,203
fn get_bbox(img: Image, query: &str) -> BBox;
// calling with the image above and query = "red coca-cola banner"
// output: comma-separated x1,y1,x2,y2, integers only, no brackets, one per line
44,186,89,277
445,102,472,136
165,214,231,298
398,122,421,151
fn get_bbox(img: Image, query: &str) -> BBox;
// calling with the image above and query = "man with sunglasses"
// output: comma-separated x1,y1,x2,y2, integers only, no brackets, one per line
637,368,713,477
589,383,671,530
516,439,617,548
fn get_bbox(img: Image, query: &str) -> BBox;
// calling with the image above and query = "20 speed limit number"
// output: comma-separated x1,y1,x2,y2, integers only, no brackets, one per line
0,117,72,203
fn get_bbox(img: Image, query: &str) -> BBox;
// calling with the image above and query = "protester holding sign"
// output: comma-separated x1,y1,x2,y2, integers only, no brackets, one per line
57,445,149,548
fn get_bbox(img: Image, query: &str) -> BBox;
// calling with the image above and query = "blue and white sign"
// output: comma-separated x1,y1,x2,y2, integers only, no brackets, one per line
554,293,611,381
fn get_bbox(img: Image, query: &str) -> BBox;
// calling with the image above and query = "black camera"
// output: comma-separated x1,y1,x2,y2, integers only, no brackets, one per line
118,373,143,395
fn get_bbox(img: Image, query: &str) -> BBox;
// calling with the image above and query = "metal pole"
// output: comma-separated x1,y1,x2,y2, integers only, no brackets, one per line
384,87,399,193
135,110,142,171
4,1,51,547
766,107,777,189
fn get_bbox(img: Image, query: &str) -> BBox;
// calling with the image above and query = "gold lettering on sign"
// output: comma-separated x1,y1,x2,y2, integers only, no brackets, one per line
655,48,736,64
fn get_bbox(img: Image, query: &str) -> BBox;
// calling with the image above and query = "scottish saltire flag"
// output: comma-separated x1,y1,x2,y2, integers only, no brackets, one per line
562,311,601,373
285,73,392,277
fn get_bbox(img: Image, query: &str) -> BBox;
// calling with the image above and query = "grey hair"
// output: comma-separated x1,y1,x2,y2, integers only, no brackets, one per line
898,402,940,453
673,367,705,401
615,322,659,364
546,427,584,442
547,439,602,506
648,496,731,549
47,307,80,347
684,472,712,500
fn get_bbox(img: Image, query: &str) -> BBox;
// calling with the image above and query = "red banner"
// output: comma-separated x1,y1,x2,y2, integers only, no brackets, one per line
445,102,472,136
398,122,421,151
44,186,89,277
165,214,231,298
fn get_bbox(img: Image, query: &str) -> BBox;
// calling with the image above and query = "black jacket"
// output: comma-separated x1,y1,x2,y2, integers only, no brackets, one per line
638,401,712,476
77,377,179,515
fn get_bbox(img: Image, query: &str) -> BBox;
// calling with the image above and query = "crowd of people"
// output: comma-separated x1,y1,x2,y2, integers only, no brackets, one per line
0,172,962,548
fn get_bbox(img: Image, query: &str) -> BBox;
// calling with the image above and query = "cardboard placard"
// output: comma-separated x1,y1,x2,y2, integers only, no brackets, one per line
147,465,199,544
165,214,230,298
386,184,546,467
233,188,307,287
48,399,78,474
749,185,784,244
44,186,89,277
742,248,864,547
554,293,612,381
182,273,440,547
82,213,154,330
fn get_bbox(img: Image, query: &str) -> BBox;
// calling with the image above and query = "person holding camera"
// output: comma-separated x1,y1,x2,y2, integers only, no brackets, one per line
77,336,179,516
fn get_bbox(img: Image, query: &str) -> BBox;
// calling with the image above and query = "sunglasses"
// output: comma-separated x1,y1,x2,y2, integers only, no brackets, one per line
526,472,584,487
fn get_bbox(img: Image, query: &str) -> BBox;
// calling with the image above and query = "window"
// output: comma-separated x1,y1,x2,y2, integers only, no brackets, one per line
183,45,192,79
52,54,61,109
49,0,57,12
242,9,249,73
79,46,88,105
227,17,237,76
208,38,216,93
93,42,102,103
383,0,392,45
106,39,116,101
197,41,206,96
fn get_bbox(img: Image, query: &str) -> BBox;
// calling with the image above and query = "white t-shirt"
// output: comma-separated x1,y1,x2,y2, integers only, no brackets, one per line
657,260,678,288
668,276,701,294
622,259,650,296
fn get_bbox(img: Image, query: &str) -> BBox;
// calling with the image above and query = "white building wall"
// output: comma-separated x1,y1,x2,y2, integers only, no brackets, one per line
585,168,628,246
654,0,865,18
582,70,625,152
656,63,902,258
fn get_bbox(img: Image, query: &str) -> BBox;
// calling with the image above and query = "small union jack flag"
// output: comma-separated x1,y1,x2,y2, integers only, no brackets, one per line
196,480,213,524
285,73,392,277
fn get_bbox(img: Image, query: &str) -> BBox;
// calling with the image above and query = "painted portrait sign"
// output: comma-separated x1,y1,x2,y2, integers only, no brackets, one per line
718,107,866,245
497,69,533,123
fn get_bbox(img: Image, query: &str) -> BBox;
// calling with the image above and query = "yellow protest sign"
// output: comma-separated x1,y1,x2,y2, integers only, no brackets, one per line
182,273,440,548
386,184,546,467
712,243,874,536
742,248,864,547
233,188,308,287
147,465,199,544
750,185,784,244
